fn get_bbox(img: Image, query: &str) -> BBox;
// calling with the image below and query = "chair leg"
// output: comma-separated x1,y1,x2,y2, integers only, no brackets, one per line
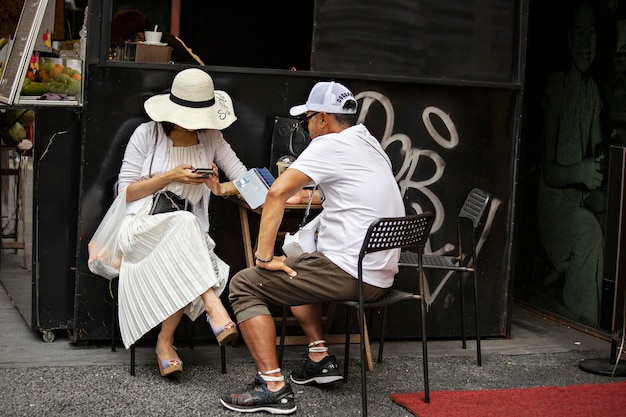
111,280,117,352
377,306,389,364
188,318,195,350
111,319,117,351
130,343,136,376
343,307,352,383
357,305,368,417
206,316,227,374
458,271,467,349
278,305,288,367
343,305,375,384
471,271,482,366
420,299,430,403
220,344,227,374
111,292,117,352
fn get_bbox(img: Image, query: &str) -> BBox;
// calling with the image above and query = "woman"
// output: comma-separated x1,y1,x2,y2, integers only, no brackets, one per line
110,9,204,65
116,68,248,377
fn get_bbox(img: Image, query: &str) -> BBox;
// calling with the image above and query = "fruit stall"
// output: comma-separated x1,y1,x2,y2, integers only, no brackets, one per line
0,0,83,339
21,57,82,98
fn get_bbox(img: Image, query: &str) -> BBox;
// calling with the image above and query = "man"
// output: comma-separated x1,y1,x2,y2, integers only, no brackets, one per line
220,81,405,414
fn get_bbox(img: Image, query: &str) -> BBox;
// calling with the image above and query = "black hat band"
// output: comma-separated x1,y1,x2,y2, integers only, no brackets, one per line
169,94,215,108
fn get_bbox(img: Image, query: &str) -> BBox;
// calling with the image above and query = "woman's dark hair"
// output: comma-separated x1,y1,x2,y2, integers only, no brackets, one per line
161,122,175,136
160,121,205,135
110,10,152,42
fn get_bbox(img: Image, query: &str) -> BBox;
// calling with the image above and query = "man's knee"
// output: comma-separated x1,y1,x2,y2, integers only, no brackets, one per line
236,306,271,324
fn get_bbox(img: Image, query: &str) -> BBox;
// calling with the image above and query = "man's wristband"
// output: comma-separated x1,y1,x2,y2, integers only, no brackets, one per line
254,253,273,263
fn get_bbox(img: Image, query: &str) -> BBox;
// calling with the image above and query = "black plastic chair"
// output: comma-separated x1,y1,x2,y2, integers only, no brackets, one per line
110,276,227,375
340,212,435,416
400,188,491,366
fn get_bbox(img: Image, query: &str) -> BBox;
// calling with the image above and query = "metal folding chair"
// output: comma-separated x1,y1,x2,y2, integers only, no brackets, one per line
399,188,491,366
341,212,435,416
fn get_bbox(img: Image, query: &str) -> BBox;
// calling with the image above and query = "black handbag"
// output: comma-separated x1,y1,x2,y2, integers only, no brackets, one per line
269,116,311,177
146,130,193,215
149,190,193,215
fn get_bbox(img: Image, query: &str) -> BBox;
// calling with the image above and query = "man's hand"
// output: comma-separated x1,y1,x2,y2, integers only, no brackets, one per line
578,158,603,190
256,255,297,277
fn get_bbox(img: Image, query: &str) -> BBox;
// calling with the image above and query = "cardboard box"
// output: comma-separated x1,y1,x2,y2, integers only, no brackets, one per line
135,43,172,63
112,42,172,63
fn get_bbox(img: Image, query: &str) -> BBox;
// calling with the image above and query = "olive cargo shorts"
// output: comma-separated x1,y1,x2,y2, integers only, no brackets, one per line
229,251,388,323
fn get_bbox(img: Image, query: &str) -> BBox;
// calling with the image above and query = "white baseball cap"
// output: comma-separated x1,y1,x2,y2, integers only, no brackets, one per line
289,81,358,116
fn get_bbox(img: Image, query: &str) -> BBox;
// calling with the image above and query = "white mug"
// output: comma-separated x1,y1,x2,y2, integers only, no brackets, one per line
144,31,162,43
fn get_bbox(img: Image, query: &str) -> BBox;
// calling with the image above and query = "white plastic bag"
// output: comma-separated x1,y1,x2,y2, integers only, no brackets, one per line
282,214,321,257
87,189,127,279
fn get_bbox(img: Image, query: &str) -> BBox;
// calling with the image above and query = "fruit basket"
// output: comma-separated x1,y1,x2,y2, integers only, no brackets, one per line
0,108,34,148
21,57,82,97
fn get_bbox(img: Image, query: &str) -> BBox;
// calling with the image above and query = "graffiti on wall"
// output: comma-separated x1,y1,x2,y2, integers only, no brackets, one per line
356,89,502,305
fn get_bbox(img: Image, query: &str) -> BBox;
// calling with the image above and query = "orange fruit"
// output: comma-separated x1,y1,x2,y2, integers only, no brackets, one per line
48,66,63,79
71,73,81,81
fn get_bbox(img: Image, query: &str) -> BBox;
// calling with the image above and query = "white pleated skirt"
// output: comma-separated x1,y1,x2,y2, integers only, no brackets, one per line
117,202,229,349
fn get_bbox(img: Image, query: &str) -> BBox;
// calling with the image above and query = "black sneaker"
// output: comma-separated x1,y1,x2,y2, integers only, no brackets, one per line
290,355,344,385
220,374,297,415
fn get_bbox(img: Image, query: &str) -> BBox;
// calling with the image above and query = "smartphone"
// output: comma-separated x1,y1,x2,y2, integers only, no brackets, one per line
193,168,215,177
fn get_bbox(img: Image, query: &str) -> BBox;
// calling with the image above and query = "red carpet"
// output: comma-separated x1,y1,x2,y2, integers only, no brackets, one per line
389,382,626,417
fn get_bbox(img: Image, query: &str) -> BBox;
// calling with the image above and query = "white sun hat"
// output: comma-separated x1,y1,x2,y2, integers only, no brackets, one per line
144,68,237,130
289,81,358,117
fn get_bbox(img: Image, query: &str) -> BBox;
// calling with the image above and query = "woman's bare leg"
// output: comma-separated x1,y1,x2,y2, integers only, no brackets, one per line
156,308,184,360
201,288,234,329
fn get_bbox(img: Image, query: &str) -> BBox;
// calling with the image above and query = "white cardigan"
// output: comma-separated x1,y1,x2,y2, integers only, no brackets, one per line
118,121,248,231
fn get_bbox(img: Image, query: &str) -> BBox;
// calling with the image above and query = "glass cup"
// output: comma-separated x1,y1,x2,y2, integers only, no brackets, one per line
276,155,296,176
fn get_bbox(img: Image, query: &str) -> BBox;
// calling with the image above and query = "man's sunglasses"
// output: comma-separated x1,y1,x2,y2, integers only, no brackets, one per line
298,112,319,132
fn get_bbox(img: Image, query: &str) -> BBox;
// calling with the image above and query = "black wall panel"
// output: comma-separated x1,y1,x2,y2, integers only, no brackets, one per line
75,65,516,341
32,106,81,334
312,0,518,82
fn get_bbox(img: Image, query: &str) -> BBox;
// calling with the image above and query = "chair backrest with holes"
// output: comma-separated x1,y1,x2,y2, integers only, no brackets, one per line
457,188,491,264
359,212,435,269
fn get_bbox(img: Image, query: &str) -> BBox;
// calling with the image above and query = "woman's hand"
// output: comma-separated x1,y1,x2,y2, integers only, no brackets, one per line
166,164,214,185
202,163,225,195
286,190,306,204
286,189,319,205
126,164,209,201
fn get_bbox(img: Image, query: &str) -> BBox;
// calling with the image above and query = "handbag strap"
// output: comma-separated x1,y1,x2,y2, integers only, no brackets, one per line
300,185,317,227
148,123,159,178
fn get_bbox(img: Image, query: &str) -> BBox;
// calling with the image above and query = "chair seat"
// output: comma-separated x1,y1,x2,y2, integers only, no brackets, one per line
401,251,467,271
341,289,419,310
423,254,458,268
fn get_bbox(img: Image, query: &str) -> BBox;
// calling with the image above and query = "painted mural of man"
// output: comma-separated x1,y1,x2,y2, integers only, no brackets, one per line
536,0,605,327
